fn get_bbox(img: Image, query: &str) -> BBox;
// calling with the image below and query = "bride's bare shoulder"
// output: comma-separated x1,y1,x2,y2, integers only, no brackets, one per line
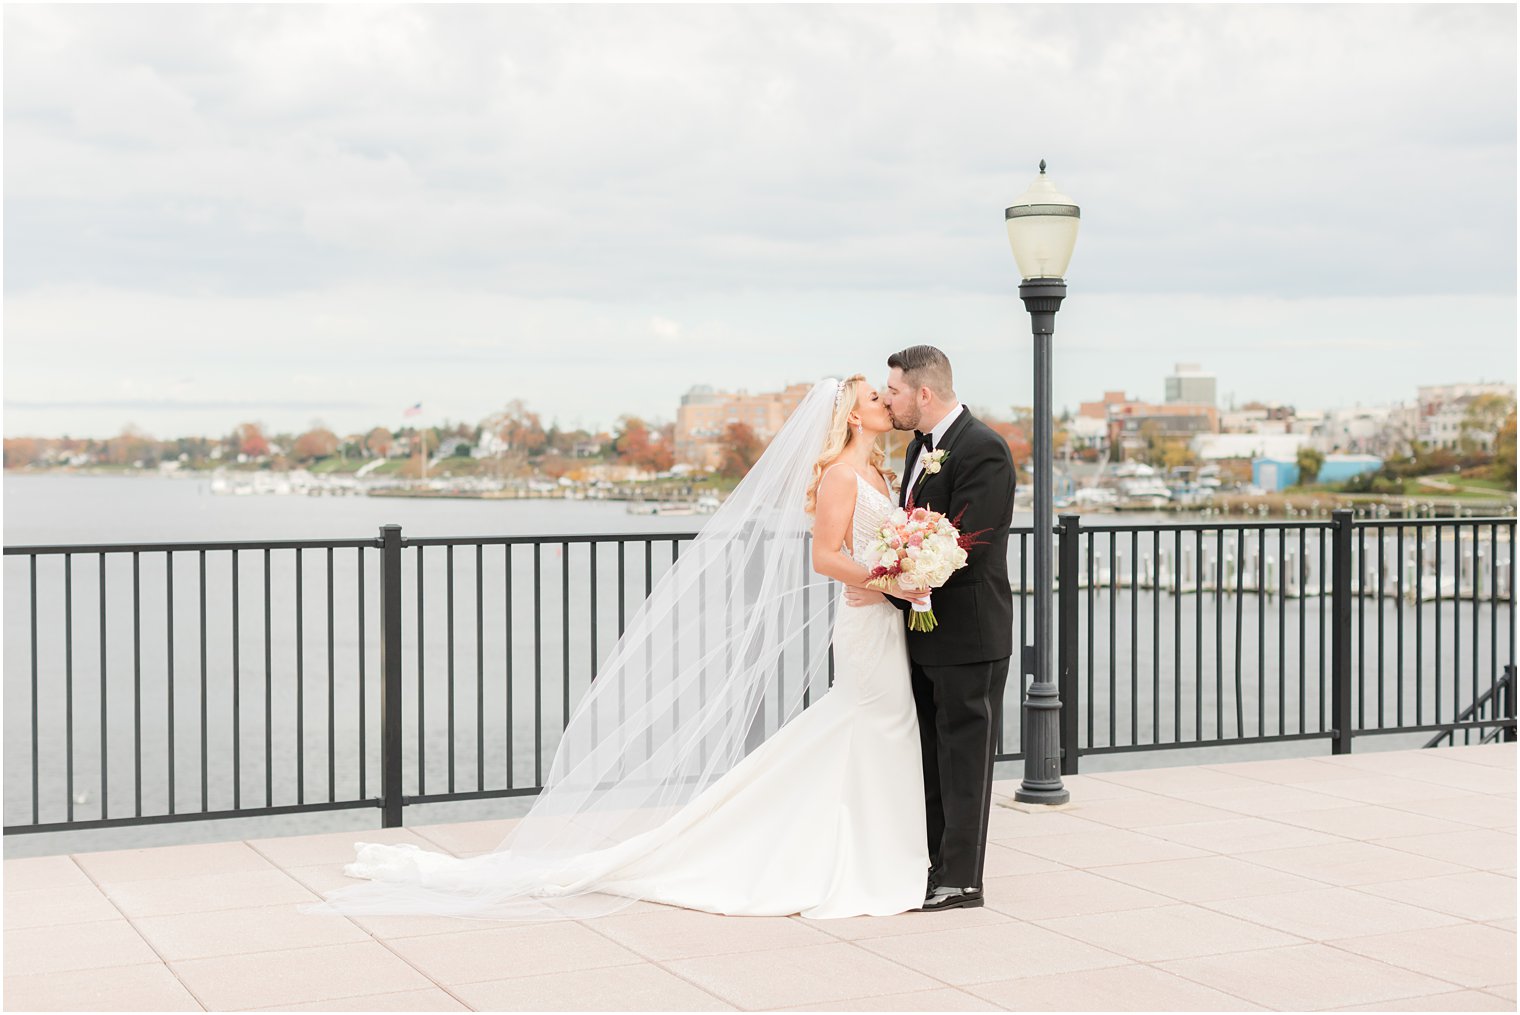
816,462,859,503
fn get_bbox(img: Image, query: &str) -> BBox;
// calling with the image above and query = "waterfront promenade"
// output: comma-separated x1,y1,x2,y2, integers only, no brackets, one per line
4,742,1513,1012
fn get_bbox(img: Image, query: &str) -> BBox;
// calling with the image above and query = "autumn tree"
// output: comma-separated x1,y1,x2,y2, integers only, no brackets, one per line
717,422,762,478
293,427,339,462
986,420,1030,470
365,427,393,458
4,438,39,469
646,422,676,472
231,422,270,459
614,416,653,465
539,452,572,480
614,417,675,473
483,400,546,457
107,425,157,467
647,440,675,473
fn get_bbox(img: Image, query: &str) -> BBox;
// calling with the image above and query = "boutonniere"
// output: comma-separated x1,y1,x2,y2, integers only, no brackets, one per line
920,449,949,476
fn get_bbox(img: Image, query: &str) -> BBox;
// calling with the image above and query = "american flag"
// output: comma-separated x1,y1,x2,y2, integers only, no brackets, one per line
403,402,422,417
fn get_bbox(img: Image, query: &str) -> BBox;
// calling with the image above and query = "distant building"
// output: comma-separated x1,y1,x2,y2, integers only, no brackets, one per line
1252,453,1382,492
674,382,812,468
1220,403,1296,434
1417,381,1516,412
1194,433,1309,462
1064,415,1109,452
1164,363,1217,407
1113,409,1215,455
1311,405,1400,456
1079,390,1219,457
434,436,469,460
1414,381,1516,452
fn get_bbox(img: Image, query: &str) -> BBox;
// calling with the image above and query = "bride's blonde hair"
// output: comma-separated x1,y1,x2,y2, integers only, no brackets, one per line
803,374,897,516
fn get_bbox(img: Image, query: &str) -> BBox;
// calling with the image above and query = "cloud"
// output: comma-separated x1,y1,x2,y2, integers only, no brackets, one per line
649,316,683,343
2,5,1514,438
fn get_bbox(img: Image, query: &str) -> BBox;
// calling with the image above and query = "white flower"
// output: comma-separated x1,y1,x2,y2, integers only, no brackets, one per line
921,449,948,475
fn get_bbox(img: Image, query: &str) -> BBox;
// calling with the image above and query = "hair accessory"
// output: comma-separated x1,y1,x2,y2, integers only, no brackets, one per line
832,378,847,412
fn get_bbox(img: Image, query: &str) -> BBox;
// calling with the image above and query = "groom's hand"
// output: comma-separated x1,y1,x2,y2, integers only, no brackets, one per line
843,586,887,607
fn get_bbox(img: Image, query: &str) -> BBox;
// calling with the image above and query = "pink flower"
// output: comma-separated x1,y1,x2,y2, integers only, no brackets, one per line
908,533,924,547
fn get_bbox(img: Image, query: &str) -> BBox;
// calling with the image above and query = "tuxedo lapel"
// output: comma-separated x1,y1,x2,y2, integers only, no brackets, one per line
907,409,976,509
900,437,923,508
934,408,976,459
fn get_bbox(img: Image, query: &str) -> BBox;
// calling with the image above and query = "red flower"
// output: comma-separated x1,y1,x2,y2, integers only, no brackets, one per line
949,505,993,551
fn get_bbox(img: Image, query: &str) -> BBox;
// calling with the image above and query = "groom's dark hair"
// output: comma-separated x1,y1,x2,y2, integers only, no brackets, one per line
887,345,955,399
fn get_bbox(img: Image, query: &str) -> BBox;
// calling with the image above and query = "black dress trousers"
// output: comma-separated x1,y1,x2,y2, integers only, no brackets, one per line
911,656,1011,889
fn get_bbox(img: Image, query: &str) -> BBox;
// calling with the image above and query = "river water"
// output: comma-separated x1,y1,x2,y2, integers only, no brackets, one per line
4,473,1513,856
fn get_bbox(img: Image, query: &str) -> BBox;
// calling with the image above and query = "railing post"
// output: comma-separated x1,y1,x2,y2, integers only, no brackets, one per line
379,523,405,827
1503,664,1517,744
1057,513,1081,775
1331,509,1354,755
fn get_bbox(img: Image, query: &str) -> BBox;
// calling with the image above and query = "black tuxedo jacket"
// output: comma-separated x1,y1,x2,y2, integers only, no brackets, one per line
893,409,1017,666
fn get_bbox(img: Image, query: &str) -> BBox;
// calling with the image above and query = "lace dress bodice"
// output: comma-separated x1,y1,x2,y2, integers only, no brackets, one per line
849,471,898,567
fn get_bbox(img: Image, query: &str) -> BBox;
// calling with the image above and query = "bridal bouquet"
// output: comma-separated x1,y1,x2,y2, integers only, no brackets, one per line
863,506,987,632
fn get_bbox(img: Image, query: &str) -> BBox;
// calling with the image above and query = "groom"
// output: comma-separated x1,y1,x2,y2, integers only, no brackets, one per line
846,345,1017,912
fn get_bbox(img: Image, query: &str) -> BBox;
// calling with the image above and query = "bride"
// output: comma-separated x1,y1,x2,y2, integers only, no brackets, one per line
302,375,933,922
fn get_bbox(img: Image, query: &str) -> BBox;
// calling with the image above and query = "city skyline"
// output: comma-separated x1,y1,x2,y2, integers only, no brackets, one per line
4,5,1515,441
10,367,1512,449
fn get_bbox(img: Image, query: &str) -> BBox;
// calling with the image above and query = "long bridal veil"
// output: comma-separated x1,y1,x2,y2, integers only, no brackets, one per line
302,377,847,922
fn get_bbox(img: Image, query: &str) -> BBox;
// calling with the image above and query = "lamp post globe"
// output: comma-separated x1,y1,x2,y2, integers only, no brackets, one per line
1006,160,1079,805
1006,159,1081,281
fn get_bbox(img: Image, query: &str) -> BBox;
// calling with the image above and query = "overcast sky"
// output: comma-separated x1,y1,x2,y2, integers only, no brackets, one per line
4,4,1515,441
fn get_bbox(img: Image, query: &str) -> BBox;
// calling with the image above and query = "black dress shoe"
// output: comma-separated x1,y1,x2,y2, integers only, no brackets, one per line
919,887,984,912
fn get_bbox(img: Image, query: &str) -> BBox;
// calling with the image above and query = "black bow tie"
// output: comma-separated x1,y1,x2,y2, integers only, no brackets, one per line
914,430,934,452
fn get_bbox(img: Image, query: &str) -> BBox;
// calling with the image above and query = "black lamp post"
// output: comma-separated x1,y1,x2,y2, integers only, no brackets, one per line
1006,160,1079,805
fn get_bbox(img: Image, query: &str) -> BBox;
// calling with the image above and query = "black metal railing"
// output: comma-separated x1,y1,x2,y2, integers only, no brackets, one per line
1046,512,1517,773
1424,665,1515,749
4,509,1514,836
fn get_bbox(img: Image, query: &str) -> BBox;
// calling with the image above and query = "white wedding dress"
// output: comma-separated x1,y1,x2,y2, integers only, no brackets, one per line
341,470,928,919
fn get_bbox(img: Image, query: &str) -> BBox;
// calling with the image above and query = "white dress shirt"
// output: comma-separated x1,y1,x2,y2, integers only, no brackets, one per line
905,402,963,496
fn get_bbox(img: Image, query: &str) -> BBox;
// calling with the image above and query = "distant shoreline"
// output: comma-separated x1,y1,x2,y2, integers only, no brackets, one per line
7,466,1513,519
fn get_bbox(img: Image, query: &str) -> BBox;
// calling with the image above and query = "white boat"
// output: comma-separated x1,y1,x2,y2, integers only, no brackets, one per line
1119,478,1173,506
1073,486,1120,507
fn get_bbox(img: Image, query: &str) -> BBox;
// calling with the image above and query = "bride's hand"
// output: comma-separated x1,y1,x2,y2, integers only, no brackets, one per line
843,586,887,607
884,580,930,606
